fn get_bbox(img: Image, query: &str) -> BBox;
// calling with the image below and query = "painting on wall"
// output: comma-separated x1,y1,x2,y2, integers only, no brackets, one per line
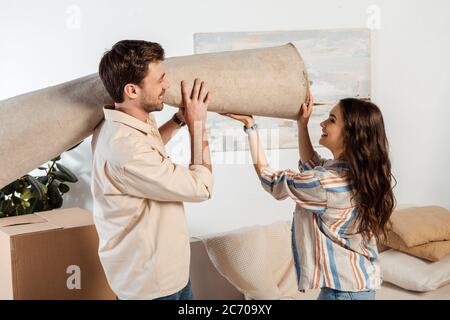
194,28,371,152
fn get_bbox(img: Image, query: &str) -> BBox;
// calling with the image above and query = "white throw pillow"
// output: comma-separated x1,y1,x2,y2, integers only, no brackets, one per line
380,249,450,292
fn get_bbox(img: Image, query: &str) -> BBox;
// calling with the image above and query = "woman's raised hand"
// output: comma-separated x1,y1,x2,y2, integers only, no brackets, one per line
298,88,314,128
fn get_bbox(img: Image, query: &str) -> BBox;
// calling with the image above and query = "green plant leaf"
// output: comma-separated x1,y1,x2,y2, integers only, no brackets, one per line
13,180,23,191
48,185,63,209
55,163,78,183
53,171,71,183
16,205,26,216
21,200,30,208
37,176,49,185
50,180,58,187
12,195,21,205
20,189,33,201
3,199,14,216
29,198,44,213
1,181,16,195
58,183,70,194
25,175,45,199
42,202,52,212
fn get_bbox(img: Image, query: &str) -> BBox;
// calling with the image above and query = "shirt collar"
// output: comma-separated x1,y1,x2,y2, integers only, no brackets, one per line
103,105,155,135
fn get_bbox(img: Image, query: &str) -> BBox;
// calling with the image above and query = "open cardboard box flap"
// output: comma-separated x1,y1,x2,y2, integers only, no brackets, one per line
0,208,94,237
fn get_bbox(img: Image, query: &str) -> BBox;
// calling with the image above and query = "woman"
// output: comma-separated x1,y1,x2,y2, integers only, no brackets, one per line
223,91,396,300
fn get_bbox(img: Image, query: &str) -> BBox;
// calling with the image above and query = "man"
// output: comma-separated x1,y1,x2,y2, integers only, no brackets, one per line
91,40,213,300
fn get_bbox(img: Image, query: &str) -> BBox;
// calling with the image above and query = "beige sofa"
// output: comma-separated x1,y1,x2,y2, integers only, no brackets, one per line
189,238,450,300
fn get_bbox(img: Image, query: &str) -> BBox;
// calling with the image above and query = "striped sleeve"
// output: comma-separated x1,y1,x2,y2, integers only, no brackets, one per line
259,166,327,211
299,151,328,172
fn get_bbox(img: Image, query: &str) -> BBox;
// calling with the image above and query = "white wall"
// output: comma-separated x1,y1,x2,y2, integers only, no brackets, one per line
1,0,449,237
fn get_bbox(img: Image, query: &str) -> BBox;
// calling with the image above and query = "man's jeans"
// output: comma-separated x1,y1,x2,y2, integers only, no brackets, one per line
154,280,194,300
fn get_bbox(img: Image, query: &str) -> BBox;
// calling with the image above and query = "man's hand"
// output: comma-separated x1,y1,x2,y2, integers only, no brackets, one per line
297,89,314,128
221,113,255,128
181,78,210,129
181,78,212,171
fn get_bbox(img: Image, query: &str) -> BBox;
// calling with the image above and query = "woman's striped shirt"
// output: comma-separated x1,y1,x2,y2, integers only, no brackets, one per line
260,152,381,292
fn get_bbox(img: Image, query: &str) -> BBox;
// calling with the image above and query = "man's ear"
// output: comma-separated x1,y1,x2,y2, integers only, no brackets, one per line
123,83,139,100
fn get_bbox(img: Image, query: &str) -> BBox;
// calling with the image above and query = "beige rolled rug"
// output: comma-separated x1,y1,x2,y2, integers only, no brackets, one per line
0,74,112,189
163,43,309,119
0,43,309,188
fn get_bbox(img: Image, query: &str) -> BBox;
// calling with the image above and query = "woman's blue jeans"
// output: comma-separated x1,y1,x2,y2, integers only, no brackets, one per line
317,287,375,300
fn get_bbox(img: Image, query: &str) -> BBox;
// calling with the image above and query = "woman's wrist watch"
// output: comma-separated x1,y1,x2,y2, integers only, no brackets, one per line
244,122,258,134
172,113,186,127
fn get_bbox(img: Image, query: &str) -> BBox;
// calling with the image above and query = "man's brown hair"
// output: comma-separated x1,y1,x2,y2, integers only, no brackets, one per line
99,40,165,103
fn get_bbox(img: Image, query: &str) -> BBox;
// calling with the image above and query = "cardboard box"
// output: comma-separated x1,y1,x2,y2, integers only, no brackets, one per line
0,208,116,299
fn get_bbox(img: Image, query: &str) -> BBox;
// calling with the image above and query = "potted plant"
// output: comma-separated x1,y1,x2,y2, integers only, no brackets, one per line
0,142,82,218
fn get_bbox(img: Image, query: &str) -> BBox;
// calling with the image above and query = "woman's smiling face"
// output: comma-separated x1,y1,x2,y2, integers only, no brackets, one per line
319,103,345,158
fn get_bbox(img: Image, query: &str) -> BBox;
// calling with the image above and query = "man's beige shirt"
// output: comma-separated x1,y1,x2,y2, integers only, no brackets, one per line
91,106,213,299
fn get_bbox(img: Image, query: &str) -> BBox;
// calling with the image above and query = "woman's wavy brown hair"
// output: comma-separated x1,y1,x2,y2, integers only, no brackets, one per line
339,98,396,242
